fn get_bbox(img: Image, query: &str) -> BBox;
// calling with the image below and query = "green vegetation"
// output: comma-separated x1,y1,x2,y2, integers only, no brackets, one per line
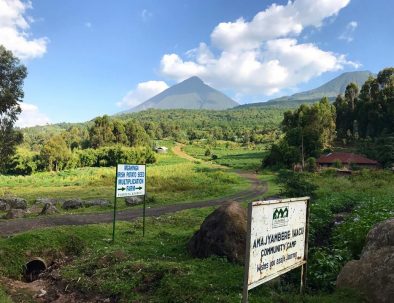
0,287,12,303
0,202,364,303
183,141,267,170
0,145,247,214
0,45,26,172
264,98,336,168
334,68,394,166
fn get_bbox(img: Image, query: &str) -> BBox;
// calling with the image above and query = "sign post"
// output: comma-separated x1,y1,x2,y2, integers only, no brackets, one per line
112,164,146,242
242,197,310,302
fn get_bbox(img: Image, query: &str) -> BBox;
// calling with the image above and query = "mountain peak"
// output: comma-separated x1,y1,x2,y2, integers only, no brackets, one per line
122,76,238,113
183,76,204,83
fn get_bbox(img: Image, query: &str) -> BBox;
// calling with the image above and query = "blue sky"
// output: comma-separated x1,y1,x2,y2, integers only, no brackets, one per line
0,0,393,126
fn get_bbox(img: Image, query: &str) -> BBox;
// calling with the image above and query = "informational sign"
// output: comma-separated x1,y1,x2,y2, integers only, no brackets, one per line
243,197,310,301
116,164,146,197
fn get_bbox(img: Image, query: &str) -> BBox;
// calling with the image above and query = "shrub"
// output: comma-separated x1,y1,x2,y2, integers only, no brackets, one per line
277,170,317,198
305,157,317,172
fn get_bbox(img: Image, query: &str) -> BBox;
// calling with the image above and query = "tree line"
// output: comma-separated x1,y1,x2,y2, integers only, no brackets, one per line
264,67,394,169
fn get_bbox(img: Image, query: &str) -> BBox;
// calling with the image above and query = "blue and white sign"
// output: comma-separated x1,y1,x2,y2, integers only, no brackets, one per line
116,164,146,197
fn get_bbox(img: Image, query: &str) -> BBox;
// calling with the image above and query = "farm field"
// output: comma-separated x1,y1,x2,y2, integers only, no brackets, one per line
0,143,250,217
183,141,268,170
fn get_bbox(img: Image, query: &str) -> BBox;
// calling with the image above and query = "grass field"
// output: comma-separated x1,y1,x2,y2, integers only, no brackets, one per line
183,142,267,170
0,141,248,216
2,169,391,302
0,207,362,303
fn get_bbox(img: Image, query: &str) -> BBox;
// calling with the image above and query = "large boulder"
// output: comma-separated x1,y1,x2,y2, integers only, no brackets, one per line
62,199,83,210
83,199,110,207
188,201,247,263
0,197,27,209
336,218,394,303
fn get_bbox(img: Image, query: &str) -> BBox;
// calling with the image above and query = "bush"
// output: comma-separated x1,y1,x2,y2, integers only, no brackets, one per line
204,148,211,156
277,170,317,198
306,157,317,172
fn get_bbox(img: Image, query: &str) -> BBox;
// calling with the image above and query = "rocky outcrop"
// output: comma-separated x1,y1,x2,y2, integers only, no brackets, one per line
188,201,247,263
336,218,394,303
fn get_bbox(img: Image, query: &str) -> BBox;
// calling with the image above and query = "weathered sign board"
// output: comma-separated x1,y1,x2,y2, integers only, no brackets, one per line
243,197,310,302
112,164,147,242
116,164,146,197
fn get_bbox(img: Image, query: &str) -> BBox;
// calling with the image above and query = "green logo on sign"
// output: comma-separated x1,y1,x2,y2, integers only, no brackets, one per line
273,207,288,219
272,206,289,228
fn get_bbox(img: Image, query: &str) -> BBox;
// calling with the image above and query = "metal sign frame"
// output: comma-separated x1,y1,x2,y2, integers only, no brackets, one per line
112,164,147,242
242,197,310,302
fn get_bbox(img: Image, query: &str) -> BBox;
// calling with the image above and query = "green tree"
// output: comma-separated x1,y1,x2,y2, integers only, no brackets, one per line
124,119,150,147
40,135,71,171
89,115,115,148
0,45,27,172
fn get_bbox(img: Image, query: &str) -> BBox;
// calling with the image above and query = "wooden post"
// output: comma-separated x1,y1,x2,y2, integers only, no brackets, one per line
112,165,119,243
300,198,310,294
242,202,253,303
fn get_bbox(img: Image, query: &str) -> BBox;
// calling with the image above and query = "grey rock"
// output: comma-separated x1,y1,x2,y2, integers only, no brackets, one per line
125,196,144,206
3,209,27,219
35,198,58,205
62,199,83,210
39,203,59,215
0,201,8,211
337,218,394,303
83,199,110,207
188,201,247,264
0,197,27,209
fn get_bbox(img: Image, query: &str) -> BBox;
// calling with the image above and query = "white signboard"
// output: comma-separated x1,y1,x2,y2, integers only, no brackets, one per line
244,197,309,293
116,164,146,197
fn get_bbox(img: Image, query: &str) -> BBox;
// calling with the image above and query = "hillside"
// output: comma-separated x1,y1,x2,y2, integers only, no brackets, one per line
122,76,239,113
239,70,373,108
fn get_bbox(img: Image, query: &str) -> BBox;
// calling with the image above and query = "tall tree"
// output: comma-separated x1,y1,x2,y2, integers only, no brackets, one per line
0,45,27,172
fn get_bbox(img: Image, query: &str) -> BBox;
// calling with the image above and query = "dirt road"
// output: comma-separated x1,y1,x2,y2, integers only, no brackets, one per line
0,146,266,236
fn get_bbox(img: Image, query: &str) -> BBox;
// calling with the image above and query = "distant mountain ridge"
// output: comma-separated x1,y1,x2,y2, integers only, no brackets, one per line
238,70,374,108
122,76,238,113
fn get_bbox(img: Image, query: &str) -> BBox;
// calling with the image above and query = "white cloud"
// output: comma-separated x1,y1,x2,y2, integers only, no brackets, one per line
0,0,48,59
16,102,51,127
339,21,358,42
85,21,92,28
117,81,169,109
159,0,358,95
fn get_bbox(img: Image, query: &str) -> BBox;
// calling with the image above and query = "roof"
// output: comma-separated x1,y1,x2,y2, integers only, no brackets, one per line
316,152,378,165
